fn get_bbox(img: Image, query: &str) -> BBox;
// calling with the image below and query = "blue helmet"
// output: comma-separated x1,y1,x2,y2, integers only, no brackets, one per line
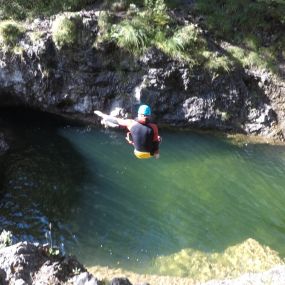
138,105,151,116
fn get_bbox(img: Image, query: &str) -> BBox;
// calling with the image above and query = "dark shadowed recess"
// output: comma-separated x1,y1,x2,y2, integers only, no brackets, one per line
0,105,90,247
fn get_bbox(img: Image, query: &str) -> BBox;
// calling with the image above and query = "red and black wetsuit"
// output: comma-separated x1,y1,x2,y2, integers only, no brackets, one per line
129,119,160,155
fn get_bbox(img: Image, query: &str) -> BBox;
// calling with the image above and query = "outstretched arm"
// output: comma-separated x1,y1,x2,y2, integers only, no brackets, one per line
94,110,133,128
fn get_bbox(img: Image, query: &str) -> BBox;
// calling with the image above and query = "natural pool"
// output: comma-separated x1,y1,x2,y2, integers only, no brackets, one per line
1,108,285,277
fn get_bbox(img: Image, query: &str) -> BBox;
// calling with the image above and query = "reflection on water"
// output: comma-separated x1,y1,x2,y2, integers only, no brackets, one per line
1,108,285,276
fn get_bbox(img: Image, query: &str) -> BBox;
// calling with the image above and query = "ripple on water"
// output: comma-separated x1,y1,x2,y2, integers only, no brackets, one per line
1,116,285,276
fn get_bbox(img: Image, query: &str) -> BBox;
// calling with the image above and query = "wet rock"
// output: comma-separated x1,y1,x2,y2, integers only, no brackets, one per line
244,104,277,135
0,242,87,285
111,277,133,285
140,47,170,67
71,272,103,285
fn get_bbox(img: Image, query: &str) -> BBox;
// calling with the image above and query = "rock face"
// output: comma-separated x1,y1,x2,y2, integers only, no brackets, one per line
0,131,9,194
0,132,9,155
0,242,87,284
0,10,284,141
0,242,140,285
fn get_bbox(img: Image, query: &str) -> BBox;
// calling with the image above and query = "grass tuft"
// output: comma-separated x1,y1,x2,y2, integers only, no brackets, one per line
0,20,25,48
52,15,81,49
111,19,149,54
204,53,233,73
156,24,205,65
0,0,96,20
226,45,276,71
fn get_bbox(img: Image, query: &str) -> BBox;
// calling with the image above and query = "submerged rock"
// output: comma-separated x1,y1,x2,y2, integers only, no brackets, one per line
204,265,285,285
153,238,284,282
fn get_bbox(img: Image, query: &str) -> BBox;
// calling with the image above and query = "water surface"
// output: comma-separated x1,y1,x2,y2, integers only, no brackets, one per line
1,109,285,275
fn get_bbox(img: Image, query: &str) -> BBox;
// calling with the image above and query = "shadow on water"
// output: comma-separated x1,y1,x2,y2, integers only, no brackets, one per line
0,107,90,247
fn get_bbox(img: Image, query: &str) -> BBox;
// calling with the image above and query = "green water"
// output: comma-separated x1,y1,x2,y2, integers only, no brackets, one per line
1,109,285,274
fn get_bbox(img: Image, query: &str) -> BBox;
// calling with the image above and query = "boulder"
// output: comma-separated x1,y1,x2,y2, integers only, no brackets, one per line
0,242,87,285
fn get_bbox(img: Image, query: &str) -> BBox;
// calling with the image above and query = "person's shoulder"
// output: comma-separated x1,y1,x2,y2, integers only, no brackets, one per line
126,119,137,129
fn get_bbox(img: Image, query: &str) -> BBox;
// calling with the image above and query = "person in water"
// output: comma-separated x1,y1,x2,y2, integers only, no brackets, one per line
94,105,161,159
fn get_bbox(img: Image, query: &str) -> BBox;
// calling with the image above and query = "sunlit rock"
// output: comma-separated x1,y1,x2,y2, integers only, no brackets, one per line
0,242,86,284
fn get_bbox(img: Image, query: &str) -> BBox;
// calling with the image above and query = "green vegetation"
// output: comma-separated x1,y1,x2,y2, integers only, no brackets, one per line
110,17,150,54
72,267,82,275
204,53,233,74
95,1,233,72
195,0,285,73
157,24,205,63
29,31,45,44
106,0,170,55
195,0,285,39
45,222,61,257
96,0,284,73
52,15,81,49
0,230,13,248
0,20,25,48
48,247,60,256
0,0,283,73
0,0,95,20
226,45,275,71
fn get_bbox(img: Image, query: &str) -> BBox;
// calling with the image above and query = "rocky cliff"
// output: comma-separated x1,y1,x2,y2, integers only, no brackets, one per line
0,9,284,141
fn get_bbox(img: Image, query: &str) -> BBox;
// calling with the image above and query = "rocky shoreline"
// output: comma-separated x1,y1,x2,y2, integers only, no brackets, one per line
1,240,285,285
